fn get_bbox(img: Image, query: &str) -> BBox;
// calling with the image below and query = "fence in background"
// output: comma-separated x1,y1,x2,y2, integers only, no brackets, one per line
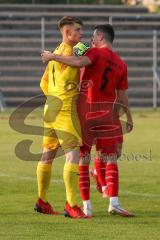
0,4,160,108
40,17,160,108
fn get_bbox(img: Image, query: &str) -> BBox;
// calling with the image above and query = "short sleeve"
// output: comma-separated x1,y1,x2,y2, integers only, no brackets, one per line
40,64,49,95
84,48,98,64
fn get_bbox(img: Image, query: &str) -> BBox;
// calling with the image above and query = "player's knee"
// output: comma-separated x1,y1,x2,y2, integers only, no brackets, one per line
107,153,118,164
79,148,91,165
65,148,80,164
79,156,90,165
117,150,122,159
41,148,56,163
41,155,53,164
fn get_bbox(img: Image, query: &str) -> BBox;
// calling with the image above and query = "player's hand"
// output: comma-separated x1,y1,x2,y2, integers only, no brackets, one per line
126,121,133,133
41,50,53,63
73,42,90,56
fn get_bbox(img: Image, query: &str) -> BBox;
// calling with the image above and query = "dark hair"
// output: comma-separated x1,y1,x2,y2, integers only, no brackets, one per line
94,24,115,43
58,16,83,29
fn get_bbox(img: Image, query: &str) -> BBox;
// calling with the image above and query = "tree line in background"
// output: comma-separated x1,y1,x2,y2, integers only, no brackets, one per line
0,0,122,4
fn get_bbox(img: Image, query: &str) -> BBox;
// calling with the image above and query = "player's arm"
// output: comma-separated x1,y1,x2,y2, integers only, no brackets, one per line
40,64,49,95
115,64,133,132
41,50,92,67
116,90,133,132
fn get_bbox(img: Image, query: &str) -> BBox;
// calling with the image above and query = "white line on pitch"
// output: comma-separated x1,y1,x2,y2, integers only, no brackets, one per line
1,172,160,198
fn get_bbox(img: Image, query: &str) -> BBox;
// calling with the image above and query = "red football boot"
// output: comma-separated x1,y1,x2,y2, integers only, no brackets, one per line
34,198,60,215
64,202,89,219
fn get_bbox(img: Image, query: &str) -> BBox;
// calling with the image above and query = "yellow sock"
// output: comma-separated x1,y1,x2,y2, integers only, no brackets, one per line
36,162,52,202
63,162,79,207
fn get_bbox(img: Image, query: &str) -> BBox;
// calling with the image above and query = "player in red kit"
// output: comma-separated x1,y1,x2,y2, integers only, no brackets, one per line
41,24,134,217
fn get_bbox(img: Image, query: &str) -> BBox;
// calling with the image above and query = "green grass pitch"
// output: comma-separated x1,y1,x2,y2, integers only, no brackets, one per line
0,109,160,240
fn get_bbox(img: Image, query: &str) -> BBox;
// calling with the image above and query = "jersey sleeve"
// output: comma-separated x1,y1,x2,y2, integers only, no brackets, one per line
84,48,98,64
40,64,49,95
117,64,128,90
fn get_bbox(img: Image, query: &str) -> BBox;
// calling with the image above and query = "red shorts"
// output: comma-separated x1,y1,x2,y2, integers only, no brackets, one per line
80,113,123,157
78,99,125,157
80,135,123,157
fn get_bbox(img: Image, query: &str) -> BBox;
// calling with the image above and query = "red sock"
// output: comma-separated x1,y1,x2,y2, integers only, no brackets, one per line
106,163,119,197
79,165,90,201
94,158,106,186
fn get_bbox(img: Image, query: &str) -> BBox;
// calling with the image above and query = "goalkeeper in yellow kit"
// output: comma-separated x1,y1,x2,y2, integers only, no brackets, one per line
34,16,88,218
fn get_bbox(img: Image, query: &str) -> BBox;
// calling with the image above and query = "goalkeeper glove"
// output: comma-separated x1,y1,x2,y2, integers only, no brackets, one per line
73,42,90,56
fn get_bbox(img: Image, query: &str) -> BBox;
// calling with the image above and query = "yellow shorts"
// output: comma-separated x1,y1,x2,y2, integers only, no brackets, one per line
43,103,81,151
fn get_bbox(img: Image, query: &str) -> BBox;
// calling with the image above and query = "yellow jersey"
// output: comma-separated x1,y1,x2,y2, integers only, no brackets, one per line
40,42,80,110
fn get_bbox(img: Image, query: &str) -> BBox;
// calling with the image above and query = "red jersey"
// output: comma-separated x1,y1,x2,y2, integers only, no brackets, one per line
78,47,127,147
81,47,128,103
